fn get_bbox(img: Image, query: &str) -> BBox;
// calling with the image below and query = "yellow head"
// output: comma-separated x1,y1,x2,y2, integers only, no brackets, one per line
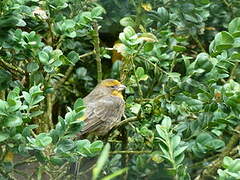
100,79,126,99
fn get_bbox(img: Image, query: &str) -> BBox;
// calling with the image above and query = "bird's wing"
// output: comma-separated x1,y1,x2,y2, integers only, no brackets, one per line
80,96,124,135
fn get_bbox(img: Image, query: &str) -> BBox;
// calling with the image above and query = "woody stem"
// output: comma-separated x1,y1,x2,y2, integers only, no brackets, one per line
92,21,102,83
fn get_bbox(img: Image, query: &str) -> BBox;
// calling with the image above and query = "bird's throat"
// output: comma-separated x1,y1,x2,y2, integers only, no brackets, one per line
112,90,123,99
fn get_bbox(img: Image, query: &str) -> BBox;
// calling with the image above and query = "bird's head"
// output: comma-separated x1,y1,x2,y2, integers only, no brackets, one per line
100,79,126,98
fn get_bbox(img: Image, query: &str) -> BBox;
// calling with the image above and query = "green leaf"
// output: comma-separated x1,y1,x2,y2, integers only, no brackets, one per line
120,17,136,27
90,140,104,154
5,114,22,127
123,26,136,39
27,62,39,73
156,125,168,140
229,17,240,37
223,156,233,168
56,139,75,153
176,94,203,112
35,133,52,147
195,53,213,72
130,103,141,114
196,132,212,144
173,45,186,52
161,116,172,129
138,33,157,42
50,156,65,166
0,69,11,90
174,145,188,158
93,143,110,180
175,153,185,165
91,6,105,18
38,51,49,64
101,168,128,180
76,139,91,156
62,19,75,30
151,151,164,164
171,135,181,150
0,132,9,142
157,7,169,24
74,98,84,112
32,96,44,105
30,111,44,118
213,31,234,52
167,72,181,83
67,51,80,64
22,124,38,137
136,67,145,79
22,91,31,104
0,99,8,113
144,42,154,52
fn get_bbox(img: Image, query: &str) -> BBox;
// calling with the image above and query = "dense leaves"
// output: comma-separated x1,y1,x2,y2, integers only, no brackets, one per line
0,0,240,180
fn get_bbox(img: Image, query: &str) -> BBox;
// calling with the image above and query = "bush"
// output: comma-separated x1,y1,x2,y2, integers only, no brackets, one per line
0,0,240,179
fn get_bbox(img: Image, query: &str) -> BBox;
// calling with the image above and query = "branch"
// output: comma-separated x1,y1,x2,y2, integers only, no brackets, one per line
117,116,138,127
0,57,25,75
54,51,94,90
109,116,139,135
92,22,102,83
191,35,206,52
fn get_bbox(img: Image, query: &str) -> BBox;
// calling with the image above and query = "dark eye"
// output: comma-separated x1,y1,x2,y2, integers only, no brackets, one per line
111,85,117,89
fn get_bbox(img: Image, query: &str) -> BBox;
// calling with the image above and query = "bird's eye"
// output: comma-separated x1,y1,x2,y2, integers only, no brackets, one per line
111,85,117,89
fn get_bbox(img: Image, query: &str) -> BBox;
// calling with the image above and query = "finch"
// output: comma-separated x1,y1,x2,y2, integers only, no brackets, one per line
79,79,126,136
70,79,126,179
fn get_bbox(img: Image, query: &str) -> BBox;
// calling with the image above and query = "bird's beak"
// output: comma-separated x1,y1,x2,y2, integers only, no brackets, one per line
118,84,126,91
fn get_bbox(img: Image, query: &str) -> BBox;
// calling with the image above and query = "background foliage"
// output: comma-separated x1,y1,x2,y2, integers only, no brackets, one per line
1,0,240,179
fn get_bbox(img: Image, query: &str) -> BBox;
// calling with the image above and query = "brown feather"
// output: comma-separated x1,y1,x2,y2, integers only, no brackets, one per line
78,79,125,136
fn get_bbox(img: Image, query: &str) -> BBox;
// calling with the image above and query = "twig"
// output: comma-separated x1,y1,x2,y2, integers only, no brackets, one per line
79,51,94,59
191,35,206,52
92,22,102,83
0,57,25,75
54,51,94,90
222,0,231,7
116,116,138,127
54,66,74,89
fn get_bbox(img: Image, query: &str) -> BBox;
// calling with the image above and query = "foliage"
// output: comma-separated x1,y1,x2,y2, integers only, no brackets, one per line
218,156,240,180
0,0,240,179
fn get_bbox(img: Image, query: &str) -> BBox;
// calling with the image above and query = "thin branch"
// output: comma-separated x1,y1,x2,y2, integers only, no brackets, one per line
79,50,95,59
191,35,206,52
92,22,102,83
54,51,94,90
54,66,74,89
116,116,138,127
0,57,25,75
222,0,231,8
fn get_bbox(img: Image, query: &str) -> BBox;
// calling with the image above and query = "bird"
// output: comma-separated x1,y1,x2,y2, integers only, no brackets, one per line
78,79,126,137
71,79,126,179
